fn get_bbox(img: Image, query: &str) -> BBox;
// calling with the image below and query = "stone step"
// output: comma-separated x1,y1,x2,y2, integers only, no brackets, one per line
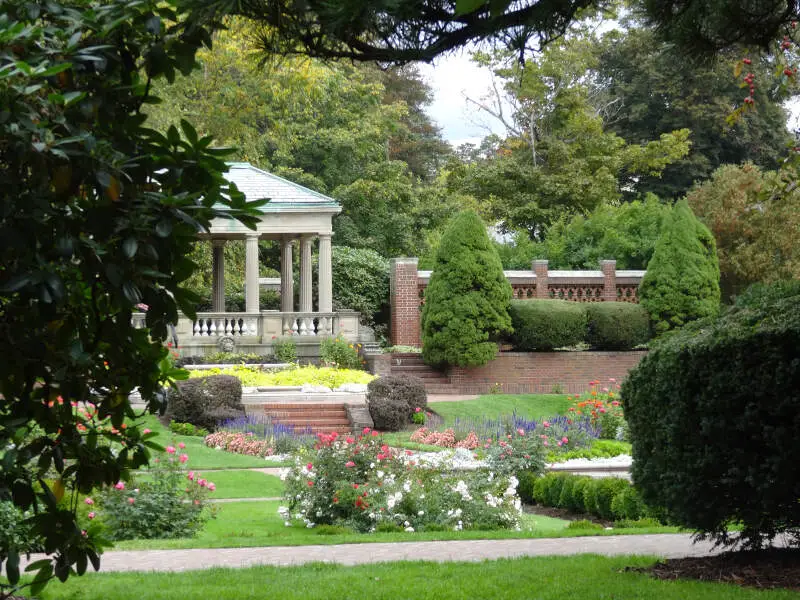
261,403,349,410
305,426,352,434
264,407,348,416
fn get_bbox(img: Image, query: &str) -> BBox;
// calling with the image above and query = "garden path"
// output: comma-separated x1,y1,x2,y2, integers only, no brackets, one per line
21,535,733,573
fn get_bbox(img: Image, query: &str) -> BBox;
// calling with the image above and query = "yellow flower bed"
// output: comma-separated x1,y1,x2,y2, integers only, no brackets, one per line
187,365,375,388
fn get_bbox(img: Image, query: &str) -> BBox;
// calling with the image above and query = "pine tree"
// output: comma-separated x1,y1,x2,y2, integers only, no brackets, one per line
639,199,721,334
421,211,513,367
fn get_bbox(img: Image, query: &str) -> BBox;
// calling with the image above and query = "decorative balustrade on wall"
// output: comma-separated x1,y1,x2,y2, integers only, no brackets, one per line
392,258,645,347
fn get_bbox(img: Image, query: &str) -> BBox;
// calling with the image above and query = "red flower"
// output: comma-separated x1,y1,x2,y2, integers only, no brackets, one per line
307,480,314,487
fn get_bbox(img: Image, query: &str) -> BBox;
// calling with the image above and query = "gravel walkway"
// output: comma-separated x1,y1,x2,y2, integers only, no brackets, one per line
20,535,724,573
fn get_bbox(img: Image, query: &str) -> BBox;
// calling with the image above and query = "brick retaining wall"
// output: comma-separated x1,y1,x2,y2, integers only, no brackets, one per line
447,351,647,395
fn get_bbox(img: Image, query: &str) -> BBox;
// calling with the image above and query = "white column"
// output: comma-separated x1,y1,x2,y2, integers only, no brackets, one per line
299,235,313,313
245,233,260,313
280,236,294,313
318,233,333,313
211,239,226,312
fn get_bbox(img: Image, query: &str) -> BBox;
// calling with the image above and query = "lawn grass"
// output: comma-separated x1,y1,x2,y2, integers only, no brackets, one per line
429,394,572,424
108,500,682,550
199,470,284,499
33,555,798,600
131,414,275,469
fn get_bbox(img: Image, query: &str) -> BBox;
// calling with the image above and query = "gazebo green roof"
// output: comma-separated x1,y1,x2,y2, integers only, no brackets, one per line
220,162,340,211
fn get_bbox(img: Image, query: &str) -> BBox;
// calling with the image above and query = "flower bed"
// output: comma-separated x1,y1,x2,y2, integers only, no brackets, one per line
187,365,375,388
568,378,626,440
281,429,542,533
408,413,598,456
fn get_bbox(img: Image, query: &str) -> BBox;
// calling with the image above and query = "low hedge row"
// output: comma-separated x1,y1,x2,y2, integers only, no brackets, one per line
518,472,660,522
509,300,651,351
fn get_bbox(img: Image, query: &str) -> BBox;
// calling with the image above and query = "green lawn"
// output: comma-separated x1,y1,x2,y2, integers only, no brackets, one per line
430,394,572,424
33,555,797,600
132,414,276,469
201,470,284,499
108,500,683,550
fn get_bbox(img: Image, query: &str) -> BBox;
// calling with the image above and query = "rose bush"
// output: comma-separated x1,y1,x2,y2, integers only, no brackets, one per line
281,429,524,533
94,447,216,540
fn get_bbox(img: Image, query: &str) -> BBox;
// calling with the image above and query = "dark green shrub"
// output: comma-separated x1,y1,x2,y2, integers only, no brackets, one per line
532,475,551,505
422,211,513,367
622,280,800,548
567,477,593,513
586,303,651,350
638,199,720,335
544,473,569,506
610,485,646,521
166,375,245,431
169,421,210,437
517,471,538,504
509,300,587,350
592,478,630,521
0,501,41,556
367,375,428,412
368,395,410,431
330,246,390,326
177,352,276,367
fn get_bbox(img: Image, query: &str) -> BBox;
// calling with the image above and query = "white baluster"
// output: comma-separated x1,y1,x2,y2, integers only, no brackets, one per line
224,319,231,335
193,321,200,337
209,319,217,336
299,317,308,336
291,318,299,336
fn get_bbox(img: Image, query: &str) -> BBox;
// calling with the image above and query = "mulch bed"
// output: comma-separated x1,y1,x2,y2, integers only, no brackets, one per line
627,548,800,591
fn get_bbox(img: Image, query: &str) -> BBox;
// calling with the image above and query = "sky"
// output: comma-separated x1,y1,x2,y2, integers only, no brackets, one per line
420,42,800,147
417,51,508,146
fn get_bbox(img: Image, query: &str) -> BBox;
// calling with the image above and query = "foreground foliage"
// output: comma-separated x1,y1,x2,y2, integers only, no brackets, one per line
623,281,800,549
0,0,264,592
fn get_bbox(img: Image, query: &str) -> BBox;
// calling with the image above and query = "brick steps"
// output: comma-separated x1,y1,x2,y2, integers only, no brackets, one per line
262,403,351,435
388,354,461,395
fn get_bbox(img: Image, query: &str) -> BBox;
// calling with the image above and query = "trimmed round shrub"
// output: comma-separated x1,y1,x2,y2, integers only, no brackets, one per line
586,302,651,350
623,280,800,548
509,299,587,351
367,375,426,431
517,471,538,504
367,375,427,412
638,199,720,335
590,478,630,521
422,211,513,367
165,375,245,431
611,486,647,521
368,395,410,432
566,477,593,513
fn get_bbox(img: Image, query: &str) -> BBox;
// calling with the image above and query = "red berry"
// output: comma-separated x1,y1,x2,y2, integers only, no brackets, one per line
743,58,752,65
784,68,793,76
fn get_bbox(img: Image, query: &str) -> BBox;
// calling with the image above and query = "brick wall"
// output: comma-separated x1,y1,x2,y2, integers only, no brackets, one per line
448,351,647,395
390,258,645,347
390,258,422,347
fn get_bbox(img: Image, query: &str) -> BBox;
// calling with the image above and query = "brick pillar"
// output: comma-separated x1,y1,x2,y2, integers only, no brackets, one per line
600,259,617,302
533,260,549,299
390,258,421,347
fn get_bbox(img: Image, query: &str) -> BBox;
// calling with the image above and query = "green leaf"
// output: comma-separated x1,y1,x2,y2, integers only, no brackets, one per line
180,119,198,146
62,91,86,106
6,550,20,584
122,281,142,304
122,237,138,258
155,220,173,237
38,62,72,77
29,562,53,596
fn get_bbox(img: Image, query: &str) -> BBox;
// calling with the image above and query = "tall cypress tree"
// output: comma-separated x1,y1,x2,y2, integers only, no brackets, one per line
421,211,512,367
639,199,721,334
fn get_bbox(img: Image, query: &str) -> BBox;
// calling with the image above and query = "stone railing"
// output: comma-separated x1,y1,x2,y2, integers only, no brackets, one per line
190,312,260,337
278,312,337,336
391,258,646,347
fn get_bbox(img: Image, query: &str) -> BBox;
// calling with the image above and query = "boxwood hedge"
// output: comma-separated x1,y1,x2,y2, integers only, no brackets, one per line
622,281,800,548
586,302,651,350
509,299,587,350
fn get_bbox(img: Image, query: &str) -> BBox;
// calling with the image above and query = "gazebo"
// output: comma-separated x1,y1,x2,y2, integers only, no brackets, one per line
170,163,360,357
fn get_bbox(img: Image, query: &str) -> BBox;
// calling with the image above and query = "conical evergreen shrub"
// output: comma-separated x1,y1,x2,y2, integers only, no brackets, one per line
421,211,513,367
639,199,720,334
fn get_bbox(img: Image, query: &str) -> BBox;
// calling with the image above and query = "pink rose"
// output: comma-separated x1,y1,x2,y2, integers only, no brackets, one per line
345,461,356,468
114,481,125,490
179,453,189,464
166,446,176,454
87,512,95,520
143,428,151,434
561,436,569,444
208,483,216,491
128,497,135,504
517,428,525,436
178,442,186,449
415,407,421,413
188,471,194,481
84,498,94,505
306,463,313,471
